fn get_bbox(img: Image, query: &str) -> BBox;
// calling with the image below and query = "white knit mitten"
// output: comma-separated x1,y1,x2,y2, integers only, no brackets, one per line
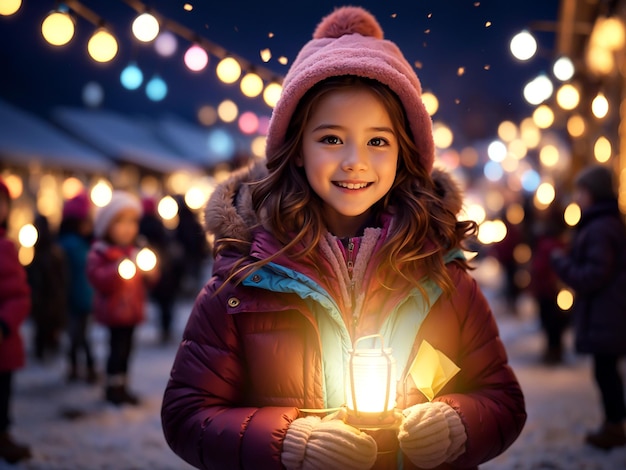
397,401,466,469
282,416,377,470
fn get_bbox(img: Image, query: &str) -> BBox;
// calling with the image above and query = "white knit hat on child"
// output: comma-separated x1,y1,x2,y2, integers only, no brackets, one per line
93,190,142,239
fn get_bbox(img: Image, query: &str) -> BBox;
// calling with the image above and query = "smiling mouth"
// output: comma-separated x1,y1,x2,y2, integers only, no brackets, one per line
333,181,371,190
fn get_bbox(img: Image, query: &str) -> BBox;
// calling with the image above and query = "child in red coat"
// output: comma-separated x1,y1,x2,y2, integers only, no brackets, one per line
0,178,31,463
87,190,156,405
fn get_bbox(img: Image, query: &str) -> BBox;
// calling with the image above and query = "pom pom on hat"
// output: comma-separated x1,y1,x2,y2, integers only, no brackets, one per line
313,6,383,40
265,5,434,172
93,190,142,239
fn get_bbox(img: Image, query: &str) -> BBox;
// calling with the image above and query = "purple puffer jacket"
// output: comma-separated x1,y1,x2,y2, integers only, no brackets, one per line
161,165,526,470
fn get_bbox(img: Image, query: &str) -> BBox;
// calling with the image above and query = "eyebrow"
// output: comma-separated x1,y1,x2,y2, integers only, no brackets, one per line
311,124,395,134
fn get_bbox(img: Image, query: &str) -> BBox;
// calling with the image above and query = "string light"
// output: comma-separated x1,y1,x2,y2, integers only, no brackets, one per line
132,12,159,42
0,0,21,16
41,9,75,46
88,27,118,62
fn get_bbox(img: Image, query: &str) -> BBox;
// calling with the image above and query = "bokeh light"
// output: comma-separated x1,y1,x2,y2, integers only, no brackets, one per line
91,180,112,207
263,83,282,108
567,114,586,138
207,128,235,159
238,111,259,134
184,45,208,72
0,0,21,16
154,31,177,57
557,288,574,310
564,202,581,226
158,195,178,220
118,258,137,280
523,74,553,105
556,83,580,110
120,63,143,90
553,56,575,81
421,92,439,116
217,100,238,123
82,81,104,107
146,75,167,101
591,92,609,119
132,12,159,42
136,247,157,271
240,72,264,98
216,57,242,84
41,10,74,46
88,28,118,63
510,30,537,61
18,224,38,248
593,136,611,163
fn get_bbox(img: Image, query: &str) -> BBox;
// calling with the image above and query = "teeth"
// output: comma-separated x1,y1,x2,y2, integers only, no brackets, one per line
336,182,368,189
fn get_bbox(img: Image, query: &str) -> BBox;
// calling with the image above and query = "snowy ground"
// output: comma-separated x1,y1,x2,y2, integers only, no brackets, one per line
2,260,626,469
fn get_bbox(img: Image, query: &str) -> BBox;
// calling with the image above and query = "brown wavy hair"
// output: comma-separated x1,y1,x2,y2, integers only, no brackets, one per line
221,76,476,296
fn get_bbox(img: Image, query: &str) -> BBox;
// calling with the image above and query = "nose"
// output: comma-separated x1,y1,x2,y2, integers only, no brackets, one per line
341,144,368,172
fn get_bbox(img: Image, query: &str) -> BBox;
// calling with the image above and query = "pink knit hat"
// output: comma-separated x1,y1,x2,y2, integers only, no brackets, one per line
265,6,435,172
62,191,91,220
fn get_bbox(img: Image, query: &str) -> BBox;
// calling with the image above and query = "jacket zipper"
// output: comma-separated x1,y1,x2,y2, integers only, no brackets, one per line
347,238,358,331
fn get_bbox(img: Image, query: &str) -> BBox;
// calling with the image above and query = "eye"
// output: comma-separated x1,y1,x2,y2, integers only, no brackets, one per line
369,137,389,147
320,135,342,145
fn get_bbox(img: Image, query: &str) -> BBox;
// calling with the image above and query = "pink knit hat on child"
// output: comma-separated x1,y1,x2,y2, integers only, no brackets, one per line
265,6,435,173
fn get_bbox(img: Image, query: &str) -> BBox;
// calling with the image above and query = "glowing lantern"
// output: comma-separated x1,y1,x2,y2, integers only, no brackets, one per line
346,335,396,422
41,10,74,46
136,247,157,271
118,259,137,280
88,28,118,63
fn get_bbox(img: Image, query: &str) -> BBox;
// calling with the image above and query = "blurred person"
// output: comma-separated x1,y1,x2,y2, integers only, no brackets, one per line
488,213,525,315
139,197,184,344
87,191,157,406
26,214,68,362
552,164,626,450
162,7,526,469
58,192,98,383
0,178,31,463
528,201,569,365
173,194,209,294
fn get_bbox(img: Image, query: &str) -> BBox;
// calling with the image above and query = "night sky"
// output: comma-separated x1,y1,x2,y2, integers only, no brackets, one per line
0,0,560,148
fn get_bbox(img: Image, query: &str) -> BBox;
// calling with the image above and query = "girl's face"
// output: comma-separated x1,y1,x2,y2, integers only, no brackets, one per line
108,208,140,246
299,87,399,237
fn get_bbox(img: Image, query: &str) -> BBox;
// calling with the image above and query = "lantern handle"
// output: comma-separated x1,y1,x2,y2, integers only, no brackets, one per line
353,334,385,351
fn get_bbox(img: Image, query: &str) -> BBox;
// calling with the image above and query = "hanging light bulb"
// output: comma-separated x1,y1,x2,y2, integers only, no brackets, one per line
146,75,168,101
132,12,159,42
184,44,208,72
41,9,75,46
216,57,241,84
120,62,143,90
88,28,118,63
0,0,22,16
240,72,264,98
263,82,282,108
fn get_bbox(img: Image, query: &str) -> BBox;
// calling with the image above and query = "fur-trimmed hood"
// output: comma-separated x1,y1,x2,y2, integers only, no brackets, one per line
204,160,465,242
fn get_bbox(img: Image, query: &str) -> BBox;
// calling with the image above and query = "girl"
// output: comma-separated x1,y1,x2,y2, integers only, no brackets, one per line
58,192,97,382
0,178,31,463
162,6,526,469
87,190,150,405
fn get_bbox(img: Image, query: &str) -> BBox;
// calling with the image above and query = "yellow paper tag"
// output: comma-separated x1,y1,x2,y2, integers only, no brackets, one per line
408,340,460,401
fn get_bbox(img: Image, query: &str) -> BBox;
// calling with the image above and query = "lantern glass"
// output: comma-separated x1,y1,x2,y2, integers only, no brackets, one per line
346,335,396,416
